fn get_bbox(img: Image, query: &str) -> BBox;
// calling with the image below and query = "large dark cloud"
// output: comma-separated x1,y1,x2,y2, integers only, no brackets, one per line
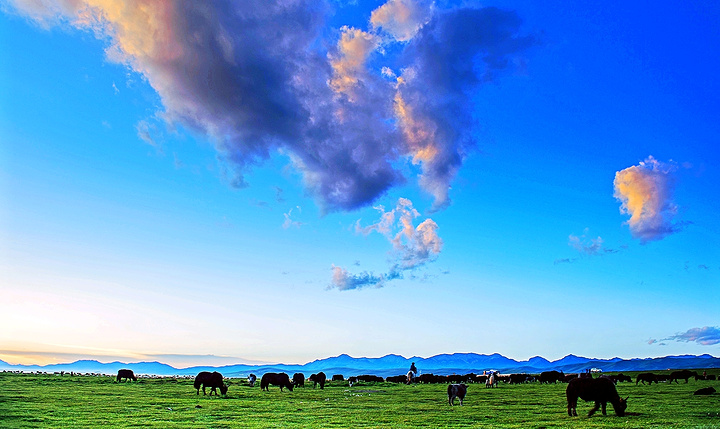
7,0,536,212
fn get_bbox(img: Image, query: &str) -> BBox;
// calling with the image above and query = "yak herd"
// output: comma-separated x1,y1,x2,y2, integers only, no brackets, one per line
113,367,717,418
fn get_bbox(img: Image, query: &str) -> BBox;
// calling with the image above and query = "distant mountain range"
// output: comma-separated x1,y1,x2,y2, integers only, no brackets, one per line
1,353,718,378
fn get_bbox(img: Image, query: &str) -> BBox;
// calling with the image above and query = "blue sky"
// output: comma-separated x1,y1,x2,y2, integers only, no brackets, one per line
1,0,718,368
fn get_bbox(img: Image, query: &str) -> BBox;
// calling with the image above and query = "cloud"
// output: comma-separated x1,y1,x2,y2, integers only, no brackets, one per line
614,156,683,242
6,0,536,213
652,326,720,346
282,206,304,229
568,229,603,255
330,197,441,290
329,265,386,290
370,0,432,42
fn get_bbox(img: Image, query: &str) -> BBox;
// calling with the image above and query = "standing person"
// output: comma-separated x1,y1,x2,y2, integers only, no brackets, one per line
409,362,417,376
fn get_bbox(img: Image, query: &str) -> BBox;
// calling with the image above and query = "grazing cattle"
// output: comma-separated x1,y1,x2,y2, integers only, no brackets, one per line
540,371,564,384
332,374,344,381
564,374,579,383
194,371,228,396
694,387,716,395
248,374,257,387
509,373,529,384
448,383,467,406
356,374,384,383
485,372,498,388
292,373,305,387
386,375,407,383
309,372,326,389
669,370,699,384
635,372,658,385
116,369,137,382
616,373,632,383
260,373,294,391
566,377,627,417
348,376,357,386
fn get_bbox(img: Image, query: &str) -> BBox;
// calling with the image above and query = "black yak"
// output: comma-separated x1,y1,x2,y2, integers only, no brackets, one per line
540,370,564,384
260,373,294,391
292,373,305,387
669,369,698,384
694,387,716,395
309,372,327,389
332,374,344,381
635,372,658,385
448,383,467,406
566,377,627,417
116,369,137,382
194,371,228,396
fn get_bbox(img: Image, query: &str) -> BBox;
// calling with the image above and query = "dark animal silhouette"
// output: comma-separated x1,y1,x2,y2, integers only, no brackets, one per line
448,383,467,406
540,370,564,384
509,373,529,384
248,374,257,387
635,372,658,385
332,374,344,381
669,370,699,384
292,373,305,387
194,371,228,396
309,372,326,389
616,373,632,382
261,373,294,391
385,375,407,383
694,387,716,395
116,369,137,382
356,374,383,383
566,377,627,417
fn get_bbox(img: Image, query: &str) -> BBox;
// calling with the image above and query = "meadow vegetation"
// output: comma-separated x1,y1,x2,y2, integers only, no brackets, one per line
1,370,718,428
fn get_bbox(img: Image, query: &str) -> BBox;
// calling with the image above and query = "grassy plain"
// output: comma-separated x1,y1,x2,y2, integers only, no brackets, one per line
1,371,719,428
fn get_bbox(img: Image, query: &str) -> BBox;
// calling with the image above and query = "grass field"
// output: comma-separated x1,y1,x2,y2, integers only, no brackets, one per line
1,371,719,428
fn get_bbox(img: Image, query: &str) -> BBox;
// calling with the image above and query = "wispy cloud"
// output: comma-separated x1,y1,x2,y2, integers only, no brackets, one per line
330,197,442,290
6,0,535,213
568,228,603,255
613,156,684,242
282,206,304,229
649,326,720,346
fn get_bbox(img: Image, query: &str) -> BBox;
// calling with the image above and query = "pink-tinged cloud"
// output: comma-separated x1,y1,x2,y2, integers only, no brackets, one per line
613,156,681,242
331,197,442,290
653,326,720,346
7,0,535,213
370,0,432,42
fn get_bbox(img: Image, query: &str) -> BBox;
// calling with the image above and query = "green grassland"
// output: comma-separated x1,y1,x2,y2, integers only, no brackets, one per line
1,371,719,428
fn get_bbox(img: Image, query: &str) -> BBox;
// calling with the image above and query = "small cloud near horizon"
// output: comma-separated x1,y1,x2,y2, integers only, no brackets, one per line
649,326,720,346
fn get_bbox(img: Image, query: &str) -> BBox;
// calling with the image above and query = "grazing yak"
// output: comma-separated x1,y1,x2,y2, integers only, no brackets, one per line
292,373,305,387
540,370,564,384
116,369,137,382
248,374,257,387
309,372,327,389
261,373,294,391
669,370,699,384
332,374,344,381
194,371,228,396
694,387,716,395
566,377,627,417
636,372,658,385
448,384,467,406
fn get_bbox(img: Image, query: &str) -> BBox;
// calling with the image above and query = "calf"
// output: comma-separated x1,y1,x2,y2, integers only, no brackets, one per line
260,373,294,391
248,374,257,387
194,371,228,396
448,383,467,406
566,377,627,417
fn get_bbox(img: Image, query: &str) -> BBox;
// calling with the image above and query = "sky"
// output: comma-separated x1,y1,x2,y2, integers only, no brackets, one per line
1,0,718,368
